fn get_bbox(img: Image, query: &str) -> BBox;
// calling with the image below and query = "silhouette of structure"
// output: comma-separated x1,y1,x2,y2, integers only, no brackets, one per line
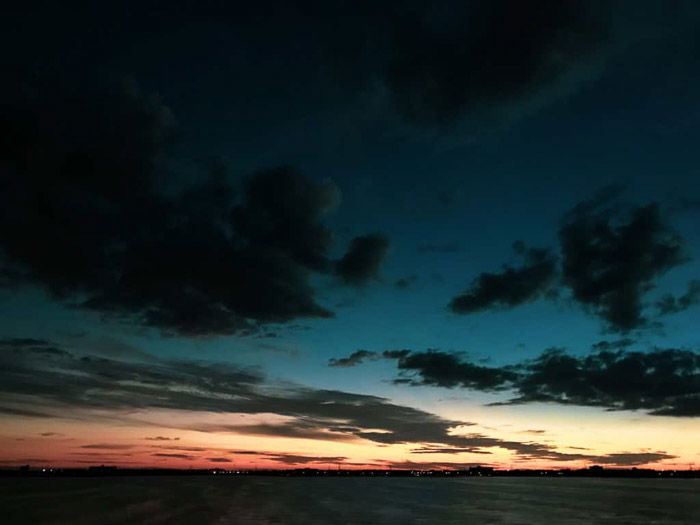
2,464,697,478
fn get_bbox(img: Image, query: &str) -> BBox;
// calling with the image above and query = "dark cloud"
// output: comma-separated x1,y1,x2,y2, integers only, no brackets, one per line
0,338,66,360
382,350,412,360
336,234,390,286
385,0,610,125
656,280,700,315
0,1,617,138
393,350,517,390
446,188,690,332
150,446,208,452
80,444,135,450
410,447,491,455
0,72,388,336
0,337,652,462
0,458,51,465
559,199,687,332
449,246,557,314
449,186,688,330
259,453,348,466
153,453,194,460
176,449,352,467
39,432,63,437
375,460,487,470
394,275,419,290
650,395,700,417
510,348,700,415
592,452,677,466
0,338,51,348
0,405,55,418
591,339,635,351
369,347,700,416
144,436,180,441
72,452,132,457
328,349,411,367
231,166,340,273
205,422,355,442
506,448,678,466
328,350,379,368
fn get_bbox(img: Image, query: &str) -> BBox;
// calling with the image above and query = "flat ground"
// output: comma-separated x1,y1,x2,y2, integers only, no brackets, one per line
1,476,698,524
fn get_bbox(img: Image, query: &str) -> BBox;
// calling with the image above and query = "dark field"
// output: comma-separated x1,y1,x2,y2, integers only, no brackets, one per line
1,476,698,524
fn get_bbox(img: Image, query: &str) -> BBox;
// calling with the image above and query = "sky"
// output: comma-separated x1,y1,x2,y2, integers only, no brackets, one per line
0,0,699,471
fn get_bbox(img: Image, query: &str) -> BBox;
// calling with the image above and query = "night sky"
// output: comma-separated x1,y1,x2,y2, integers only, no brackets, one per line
1,1,699,471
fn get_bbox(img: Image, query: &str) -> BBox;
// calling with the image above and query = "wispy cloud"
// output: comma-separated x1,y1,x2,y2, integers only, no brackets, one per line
0,337,672,464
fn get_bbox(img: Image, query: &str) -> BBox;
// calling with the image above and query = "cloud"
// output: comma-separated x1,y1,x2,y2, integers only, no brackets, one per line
202,422,355,443
231,166,341,273
80,444,135,450
72,452,132,457
0,337,655,463
0,338,51,348
559,198,687,332
410,447,492,455
382,350,412,360
446,189,690,332
449,245,557,314
365,347,700,416
336,234,390,286
0,72,388,336
207,457,231,463
650,395,700,417
148,446,209,453
394,275,419,290
392,350,517,390
591,339,635,351
385,0,610,126
656,280,700,315
153,453,194,460
375,459,487,470
328,349,411,368
203,450,353,467
0,405,55,418
328,350,379,368
591,452,676,466
144,436,180,441
510,348,700,415
258,453,348,466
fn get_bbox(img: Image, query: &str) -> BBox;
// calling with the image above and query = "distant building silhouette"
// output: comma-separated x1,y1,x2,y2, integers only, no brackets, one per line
88,465,118,473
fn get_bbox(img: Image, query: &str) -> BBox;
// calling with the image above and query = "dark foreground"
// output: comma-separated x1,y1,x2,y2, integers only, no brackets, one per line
2,476,698,524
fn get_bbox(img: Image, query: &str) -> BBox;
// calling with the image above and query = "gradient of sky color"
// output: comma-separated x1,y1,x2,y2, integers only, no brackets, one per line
1,1,699,471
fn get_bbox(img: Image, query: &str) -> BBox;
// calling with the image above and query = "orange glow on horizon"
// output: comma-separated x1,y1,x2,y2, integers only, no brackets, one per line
1,406,697,472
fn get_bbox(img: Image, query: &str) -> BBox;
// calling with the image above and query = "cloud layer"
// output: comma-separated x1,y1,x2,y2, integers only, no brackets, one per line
330,347,700,416
0,73,388,336
0,337,675,465
385,0,610,126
